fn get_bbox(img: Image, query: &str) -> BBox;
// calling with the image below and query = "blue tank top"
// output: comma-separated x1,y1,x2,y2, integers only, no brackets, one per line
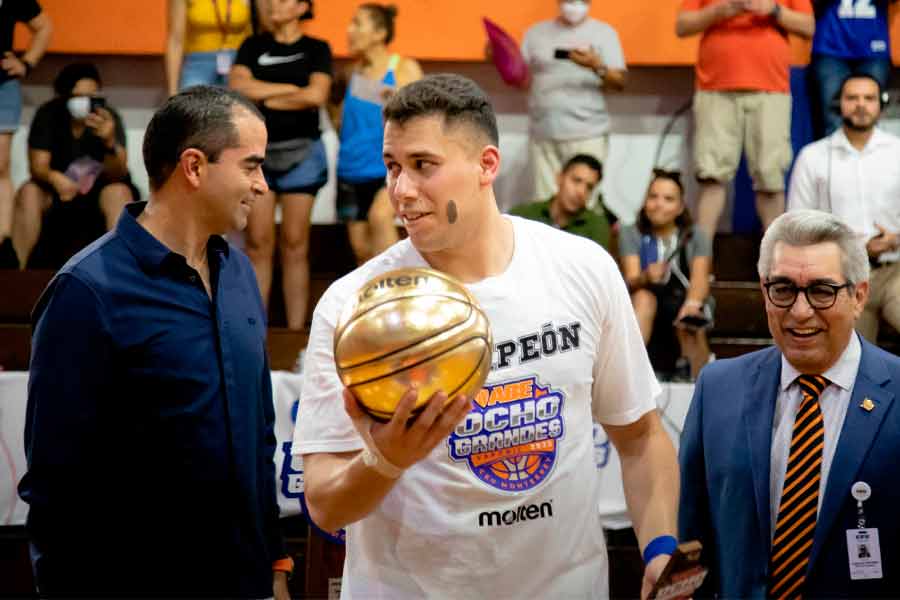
812,0,890,59
337,55,399,182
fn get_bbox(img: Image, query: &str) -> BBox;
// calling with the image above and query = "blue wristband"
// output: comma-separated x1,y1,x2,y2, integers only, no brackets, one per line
642,535,677,564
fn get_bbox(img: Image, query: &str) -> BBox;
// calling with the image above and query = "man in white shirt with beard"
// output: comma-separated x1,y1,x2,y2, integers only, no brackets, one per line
788,73,900,342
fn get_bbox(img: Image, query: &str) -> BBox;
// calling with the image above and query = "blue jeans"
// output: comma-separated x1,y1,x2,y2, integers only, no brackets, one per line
807,53,891,140
179,50,235,90
263,138,328,195
0,78,22,133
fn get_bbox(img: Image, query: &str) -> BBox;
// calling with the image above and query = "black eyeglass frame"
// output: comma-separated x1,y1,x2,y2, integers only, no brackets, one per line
763,280,855,310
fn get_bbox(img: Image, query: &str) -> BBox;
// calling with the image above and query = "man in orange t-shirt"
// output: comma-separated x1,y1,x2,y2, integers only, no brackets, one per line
676,0,814,238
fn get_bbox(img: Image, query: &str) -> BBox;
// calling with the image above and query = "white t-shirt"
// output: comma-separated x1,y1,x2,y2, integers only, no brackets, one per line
294,216,659,599
788,127,900,263
521,18,626,141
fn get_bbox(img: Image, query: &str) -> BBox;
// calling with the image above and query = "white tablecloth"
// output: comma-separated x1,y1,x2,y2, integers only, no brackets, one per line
0,373,694,529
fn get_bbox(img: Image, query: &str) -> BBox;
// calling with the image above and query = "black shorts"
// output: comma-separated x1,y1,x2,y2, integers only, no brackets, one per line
336,178,385,222
28,176,139,269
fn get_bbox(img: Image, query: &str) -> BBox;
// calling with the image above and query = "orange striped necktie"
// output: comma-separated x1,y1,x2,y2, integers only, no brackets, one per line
767,374,829,599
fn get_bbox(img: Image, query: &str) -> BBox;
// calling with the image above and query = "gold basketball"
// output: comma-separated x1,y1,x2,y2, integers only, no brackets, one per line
334,267,493,422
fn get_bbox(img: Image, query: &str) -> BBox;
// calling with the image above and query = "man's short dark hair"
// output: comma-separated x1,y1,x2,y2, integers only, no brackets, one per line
143,86,264,191
838,72,885,104
382,74,499,146
562,154,603,180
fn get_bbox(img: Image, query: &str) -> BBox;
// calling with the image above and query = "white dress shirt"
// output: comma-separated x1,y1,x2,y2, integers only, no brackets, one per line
769,333,861,540
788,127,900,263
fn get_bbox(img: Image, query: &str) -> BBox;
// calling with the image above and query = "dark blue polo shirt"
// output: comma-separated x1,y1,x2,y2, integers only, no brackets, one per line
18,202,283,597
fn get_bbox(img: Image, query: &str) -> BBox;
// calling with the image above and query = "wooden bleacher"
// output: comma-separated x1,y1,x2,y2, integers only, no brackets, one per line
708,233,773,359
0,224,359,372
5,228,894,372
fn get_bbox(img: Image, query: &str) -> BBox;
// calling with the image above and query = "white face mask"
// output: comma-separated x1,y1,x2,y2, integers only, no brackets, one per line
560,0,590,25
66,95,91,120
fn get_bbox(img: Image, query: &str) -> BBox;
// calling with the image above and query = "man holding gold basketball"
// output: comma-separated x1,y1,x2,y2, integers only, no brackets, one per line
295,74,680,599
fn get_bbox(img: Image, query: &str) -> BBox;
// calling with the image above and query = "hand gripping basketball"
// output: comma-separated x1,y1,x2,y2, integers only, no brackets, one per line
344,386,472,473
334,267,493,422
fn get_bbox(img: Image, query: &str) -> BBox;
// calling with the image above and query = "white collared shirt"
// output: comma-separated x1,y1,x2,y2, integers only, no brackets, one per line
788,127,900,263
769,333,862,540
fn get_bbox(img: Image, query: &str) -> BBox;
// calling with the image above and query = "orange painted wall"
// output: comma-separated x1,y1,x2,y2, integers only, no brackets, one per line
14,0,900,65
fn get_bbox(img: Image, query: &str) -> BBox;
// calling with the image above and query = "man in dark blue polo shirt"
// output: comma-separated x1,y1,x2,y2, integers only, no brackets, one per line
18,86,291,597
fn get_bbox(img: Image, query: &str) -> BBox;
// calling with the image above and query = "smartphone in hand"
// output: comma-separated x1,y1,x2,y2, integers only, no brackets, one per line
648,540,708,600
90,96,107,113
677,314,710,330
554,48,571,60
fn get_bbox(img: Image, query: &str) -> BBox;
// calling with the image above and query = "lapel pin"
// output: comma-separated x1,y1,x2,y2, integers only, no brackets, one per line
860,398,875,412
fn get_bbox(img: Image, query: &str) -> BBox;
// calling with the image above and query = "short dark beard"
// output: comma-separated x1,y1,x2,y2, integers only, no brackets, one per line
842,115,875,133
447,200,458,224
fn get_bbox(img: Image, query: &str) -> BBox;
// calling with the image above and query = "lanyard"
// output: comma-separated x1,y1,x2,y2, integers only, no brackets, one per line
211,0,234,45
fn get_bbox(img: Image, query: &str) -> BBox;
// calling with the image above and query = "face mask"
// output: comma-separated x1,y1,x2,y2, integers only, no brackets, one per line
66,96,91,120
560,1,589,24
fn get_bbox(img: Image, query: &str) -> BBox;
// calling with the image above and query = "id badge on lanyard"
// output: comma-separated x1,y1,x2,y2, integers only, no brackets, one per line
212,0,234,75
846,481,883,581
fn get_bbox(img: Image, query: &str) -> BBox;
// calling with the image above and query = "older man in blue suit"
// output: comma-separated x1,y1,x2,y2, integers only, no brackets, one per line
680,209,900,598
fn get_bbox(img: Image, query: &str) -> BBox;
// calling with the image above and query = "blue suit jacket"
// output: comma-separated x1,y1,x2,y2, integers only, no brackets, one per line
679,337,900,598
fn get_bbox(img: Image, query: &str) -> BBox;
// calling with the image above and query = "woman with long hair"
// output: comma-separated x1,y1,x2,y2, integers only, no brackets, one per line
619,169,713,379
229,0,332,331
331,3,422,264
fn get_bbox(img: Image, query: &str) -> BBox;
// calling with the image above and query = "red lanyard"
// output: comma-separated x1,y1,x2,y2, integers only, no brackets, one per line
211,0,234,44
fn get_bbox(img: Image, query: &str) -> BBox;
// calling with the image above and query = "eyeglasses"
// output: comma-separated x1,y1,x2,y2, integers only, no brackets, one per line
763,280,854,310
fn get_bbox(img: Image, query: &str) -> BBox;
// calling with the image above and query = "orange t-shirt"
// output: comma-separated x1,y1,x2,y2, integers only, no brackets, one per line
681,0,812,93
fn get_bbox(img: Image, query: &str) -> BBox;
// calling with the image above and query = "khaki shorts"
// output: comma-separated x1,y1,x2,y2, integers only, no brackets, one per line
693,90,792,192
530,135,608,203
857,261,900,341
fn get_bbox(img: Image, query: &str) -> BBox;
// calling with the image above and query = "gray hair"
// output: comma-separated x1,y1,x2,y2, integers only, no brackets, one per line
757,210,870,284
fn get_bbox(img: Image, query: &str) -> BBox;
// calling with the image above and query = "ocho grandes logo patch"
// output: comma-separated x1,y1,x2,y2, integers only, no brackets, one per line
448,376,565,493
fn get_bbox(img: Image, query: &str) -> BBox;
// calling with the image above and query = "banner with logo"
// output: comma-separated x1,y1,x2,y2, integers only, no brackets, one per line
0,373,693,535
595,383,694,529
0,372,29,527
272,372,346,544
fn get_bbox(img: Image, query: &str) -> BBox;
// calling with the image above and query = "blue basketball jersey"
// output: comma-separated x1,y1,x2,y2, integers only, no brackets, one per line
812,0,891,58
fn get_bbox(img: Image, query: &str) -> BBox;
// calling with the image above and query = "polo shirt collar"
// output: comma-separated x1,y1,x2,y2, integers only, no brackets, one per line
116,201,230,275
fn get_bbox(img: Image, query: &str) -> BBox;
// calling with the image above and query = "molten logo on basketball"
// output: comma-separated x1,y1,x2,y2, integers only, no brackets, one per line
448,376,565,492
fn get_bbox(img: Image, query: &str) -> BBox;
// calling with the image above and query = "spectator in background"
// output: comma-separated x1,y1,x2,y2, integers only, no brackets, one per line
676,0,815,238
808,0,898,139
510,153,612,249
788,73,900,343
0,0,51,268
166,0,257,97
515,0,626,202
331,3,422,265
620,170,712,380
11,62,137,269
229,0,331,331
